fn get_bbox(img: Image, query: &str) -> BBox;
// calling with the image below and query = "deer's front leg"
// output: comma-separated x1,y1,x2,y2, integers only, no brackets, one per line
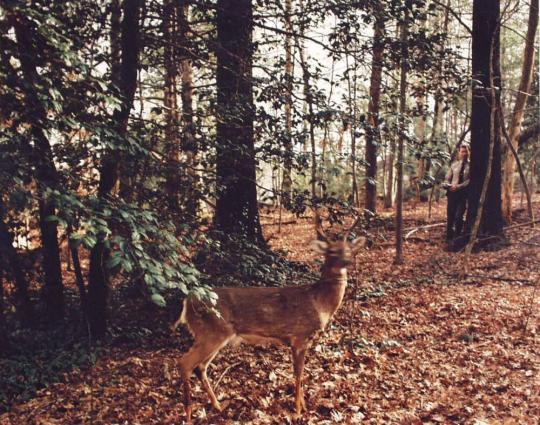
292,346,308,415
182,378,193,424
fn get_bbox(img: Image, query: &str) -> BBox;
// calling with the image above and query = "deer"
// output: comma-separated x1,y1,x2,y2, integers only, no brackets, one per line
171,222,365,423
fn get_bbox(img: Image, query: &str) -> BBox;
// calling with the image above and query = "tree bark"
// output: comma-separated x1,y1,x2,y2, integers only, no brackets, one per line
88,0,142,339
214,0,265,245
0,199,33,324
501,0,538,223
518,121,539,147
364,8,385,214
177,0,198,219
281,0,294,206
395,1,410,264
163,0,181,211
464,0,505,247
463,38,498,261
498,100,535,224
384,25,400,210
429,1,451,155
11,15,64,322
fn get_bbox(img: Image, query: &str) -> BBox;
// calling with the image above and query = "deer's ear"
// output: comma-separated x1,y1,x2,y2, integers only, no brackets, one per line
310,240,329,254
350,237,366,252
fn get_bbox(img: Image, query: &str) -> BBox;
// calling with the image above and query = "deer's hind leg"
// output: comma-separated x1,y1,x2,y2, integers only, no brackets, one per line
179,333,233,422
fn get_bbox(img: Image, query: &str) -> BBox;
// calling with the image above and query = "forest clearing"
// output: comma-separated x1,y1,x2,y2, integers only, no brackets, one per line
1,0,539,423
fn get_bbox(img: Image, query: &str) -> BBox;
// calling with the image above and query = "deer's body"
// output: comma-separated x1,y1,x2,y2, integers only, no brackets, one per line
178,267,347,346
173,236,362,423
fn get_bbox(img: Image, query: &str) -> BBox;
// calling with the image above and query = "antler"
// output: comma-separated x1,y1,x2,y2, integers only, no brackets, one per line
343,214,362,240
314,210,328,242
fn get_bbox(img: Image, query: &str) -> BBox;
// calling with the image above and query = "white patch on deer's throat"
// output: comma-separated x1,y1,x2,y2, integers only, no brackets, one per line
319,310,332,329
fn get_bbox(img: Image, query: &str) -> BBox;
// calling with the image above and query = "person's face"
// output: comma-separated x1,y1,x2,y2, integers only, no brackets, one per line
459,146,468,160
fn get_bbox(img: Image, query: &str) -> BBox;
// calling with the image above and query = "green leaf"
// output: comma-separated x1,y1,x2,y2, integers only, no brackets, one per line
106,254,122,269
151,293,166,307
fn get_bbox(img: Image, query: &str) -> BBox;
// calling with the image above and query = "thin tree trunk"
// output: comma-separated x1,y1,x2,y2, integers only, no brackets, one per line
0,199,33,324
66,225,88,321
345,52,359,208
413,84,426,206
0,267,9,352
384,28,400,210
11,15,64,322
281,0,294,206
501,0,538,223
295,12,318,230
164,0,181,211
177,0,198,219
88,0,142,339
365,8,385,214
385,134,396,208
430,0,451,149
395,1,410,265
497,100,535,224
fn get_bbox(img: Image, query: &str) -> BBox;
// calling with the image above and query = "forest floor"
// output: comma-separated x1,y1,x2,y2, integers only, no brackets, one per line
1,196,539,424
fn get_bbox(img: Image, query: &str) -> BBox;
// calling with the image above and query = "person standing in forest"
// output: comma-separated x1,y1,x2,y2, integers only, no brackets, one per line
444,143,470,245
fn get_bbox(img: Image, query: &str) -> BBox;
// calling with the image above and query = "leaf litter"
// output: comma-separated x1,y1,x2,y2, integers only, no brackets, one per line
1,198,539,424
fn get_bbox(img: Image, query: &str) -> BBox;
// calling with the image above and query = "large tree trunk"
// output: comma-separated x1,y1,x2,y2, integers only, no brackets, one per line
281,0,294,207
364,9,385,214
88,0,142,339
464,0,504,246
395,1,410,265
12,16,64,322
500,0,538,223
214,0,265,245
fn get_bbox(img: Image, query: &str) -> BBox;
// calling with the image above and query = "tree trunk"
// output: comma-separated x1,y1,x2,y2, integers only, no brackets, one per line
301,39,317,211
177,0,198,219
281,0,294,206
395,1,410,265
384,134,396,208
163,0,181,212
11,16,64,322
0,199,33,324
345,51,359,208
0,267,7,351
501,0,538,223
364,9,385,214
88,0,142,339
214,0,265,245
464,0,505,247
384,27,400,210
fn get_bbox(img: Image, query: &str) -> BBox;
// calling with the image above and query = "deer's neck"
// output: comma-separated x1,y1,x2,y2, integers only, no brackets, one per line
318,264,348,286
312,264,348,323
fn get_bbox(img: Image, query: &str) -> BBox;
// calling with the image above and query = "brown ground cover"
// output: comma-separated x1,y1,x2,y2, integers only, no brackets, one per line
1,196,539,424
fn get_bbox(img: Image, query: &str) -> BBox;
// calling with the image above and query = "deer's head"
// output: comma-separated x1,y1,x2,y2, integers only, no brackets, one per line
311,218,365,269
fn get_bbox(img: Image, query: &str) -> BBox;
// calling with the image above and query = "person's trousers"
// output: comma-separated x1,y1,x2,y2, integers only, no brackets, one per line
446,191,467,241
